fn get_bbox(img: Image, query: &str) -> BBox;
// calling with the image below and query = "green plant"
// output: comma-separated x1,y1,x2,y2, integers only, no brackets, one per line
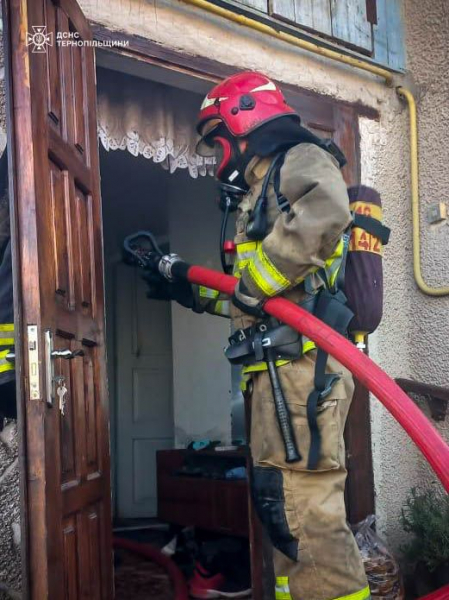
400,487,449,572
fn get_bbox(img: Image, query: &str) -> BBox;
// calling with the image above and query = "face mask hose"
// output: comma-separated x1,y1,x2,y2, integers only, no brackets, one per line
218,183,244,274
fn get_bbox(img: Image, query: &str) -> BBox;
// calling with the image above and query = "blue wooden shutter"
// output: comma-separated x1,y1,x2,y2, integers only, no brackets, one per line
236,0,268,12
373,0,406,70
330,0,372,52
241,0,406,70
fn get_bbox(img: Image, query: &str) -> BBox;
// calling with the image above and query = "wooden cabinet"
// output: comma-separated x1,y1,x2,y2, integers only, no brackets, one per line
157,450,249,537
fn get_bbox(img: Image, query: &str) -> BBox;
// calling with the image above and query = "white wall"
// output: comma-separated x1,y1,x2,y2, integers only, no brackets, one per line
168,170,232,446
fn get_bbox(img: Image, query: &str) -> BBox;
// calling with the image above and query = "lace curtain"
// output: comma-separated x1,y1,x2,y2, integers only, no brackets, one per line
97,69,215,178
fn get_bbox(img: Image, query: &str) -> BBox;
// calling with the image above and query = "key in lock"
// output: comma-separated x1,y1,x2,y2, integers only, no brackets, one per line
55,376,68,416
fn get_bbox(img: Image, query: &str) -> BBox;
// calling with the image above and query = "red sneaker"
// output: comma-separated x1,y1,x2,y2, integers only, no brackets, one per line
189,562,251,599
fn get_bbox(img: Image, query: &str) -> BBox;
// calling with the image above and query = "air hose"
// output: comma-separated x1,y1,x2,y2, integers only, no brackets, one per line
170,261,449,493
113,537,189,600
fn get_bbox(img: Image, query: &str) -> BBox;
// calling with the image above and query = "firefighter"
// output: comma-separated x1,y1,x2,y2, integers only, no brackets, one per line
146,72,370,600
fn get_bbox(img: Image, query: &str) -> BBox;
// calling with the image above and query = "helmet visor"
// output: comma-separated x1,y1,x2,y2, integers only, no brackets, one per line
196,118,222,157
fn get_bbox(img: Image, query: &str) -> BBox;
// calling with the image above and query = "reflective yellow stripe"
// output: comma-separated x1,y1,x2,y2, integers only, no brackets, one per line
303,340,316,353
349,201,383,222
332,586,371,600
242,341,315,373
0,324,15,347
236,241,257,257
275,577,292,600
215,300,230,317
199,286,219,299
233,259,250,278
243,358,291,374
324,237,345,288
234,242,257,278
248,244,291,297
0,349,14,374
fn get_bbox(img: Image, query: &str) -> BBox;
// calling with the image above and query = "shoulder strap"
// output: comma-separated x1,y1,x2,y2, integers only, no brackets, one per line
272,152,290,214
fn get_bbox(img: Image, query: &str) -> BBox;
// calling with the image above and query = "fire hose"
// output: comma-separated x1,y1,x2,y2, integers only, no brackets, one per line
186,263,449,493
123,232,449,490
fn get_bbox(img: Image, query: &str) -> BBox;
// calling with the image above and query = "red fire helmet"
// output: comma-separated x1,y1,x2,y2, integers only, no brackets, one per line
196,71,299,145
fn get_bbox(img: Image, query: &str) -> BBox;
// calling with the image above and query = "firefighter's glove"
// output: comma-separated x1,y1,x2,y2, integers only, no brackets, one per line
232,279,266,318
143,271,196,310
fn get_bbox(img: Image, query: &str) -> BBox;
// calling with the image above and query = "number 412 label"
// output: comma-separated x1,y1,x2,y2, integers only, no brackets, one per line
349,227,382,255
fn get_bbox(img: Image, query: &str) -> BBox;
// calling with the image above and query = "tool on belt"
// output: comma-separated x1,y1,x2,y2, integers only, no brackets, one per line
225,320,302,463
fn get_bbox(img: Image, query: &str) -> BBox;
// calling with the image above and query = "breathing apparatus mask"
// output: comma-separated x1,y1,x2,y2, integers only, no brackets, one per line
197,120,253,192
197,121,253,273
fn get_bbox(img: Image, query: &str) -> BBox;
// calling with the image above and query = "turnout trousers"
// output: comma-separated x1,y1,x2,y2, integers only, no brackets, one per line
249,351,370,600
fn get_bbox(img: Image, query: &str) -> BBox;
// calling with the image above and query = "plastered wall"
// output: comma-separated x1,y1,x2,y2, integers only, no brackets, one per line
168,169,233,447
78,0,449,552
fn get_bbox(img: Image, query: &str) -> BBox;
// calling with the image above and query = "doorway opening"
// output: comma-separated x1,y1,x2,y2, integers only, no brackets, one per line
98,64,253,598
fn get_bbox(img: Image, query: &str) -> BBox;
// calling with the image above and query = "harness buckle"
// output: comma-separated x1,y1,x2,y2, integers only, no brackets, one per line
318,374,340,401
276,195,290,213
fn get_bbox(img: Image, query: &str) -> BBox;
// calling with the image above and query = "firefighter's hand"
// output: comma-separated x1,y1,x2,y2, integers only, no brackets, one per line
143,271,195,310
232,280,266,318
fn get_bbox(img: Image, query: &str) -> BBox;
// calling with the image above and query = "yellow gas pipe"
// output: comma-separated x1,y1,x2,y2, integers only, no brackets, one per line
396,87,449,295
181,0,449,297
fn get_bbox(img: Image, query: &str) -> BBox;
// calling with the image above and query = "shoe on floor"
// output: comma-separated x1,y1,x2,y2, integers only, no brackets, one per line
189,562,252,599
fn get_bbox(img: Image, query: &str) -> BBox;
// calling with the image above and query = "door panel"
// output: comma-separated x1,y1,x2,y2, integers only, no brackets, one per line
281,88,373,522
5,0,112,597
115,263,174,518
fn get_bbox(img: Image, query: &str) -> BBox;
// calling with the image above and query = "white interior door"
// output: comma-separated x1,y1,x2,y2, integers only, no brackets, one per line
115,262,173,518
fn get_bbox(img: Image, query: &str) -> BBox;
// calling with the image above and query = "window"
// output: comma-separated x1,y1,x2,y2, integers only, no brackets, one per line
221,0,405,70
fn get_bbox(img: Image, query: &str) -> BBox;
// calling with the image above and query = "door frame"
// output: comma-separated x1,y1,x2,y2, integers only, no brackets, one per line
2,0,30,594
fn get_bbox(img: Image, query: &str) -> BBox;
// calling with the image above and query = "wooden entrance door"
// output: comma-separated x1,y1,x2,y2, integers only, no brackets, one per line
4,0,113,598
285,89,376,523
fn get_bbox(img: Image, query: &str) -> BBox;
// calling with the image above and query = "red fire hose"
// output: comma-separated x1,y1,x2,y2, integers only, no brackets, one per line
187,265,449,492
420,585,449,600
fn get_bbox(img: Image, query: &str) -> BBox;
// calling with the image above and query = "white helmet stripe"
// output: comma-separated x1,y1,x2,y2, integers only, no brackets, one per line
251,81,277,93
200,95,229,110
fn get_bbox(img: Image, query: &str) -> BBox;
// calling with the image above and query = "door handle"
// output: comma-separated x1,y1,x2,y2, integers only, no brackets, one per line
51,349,85,359
44,331,84,407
